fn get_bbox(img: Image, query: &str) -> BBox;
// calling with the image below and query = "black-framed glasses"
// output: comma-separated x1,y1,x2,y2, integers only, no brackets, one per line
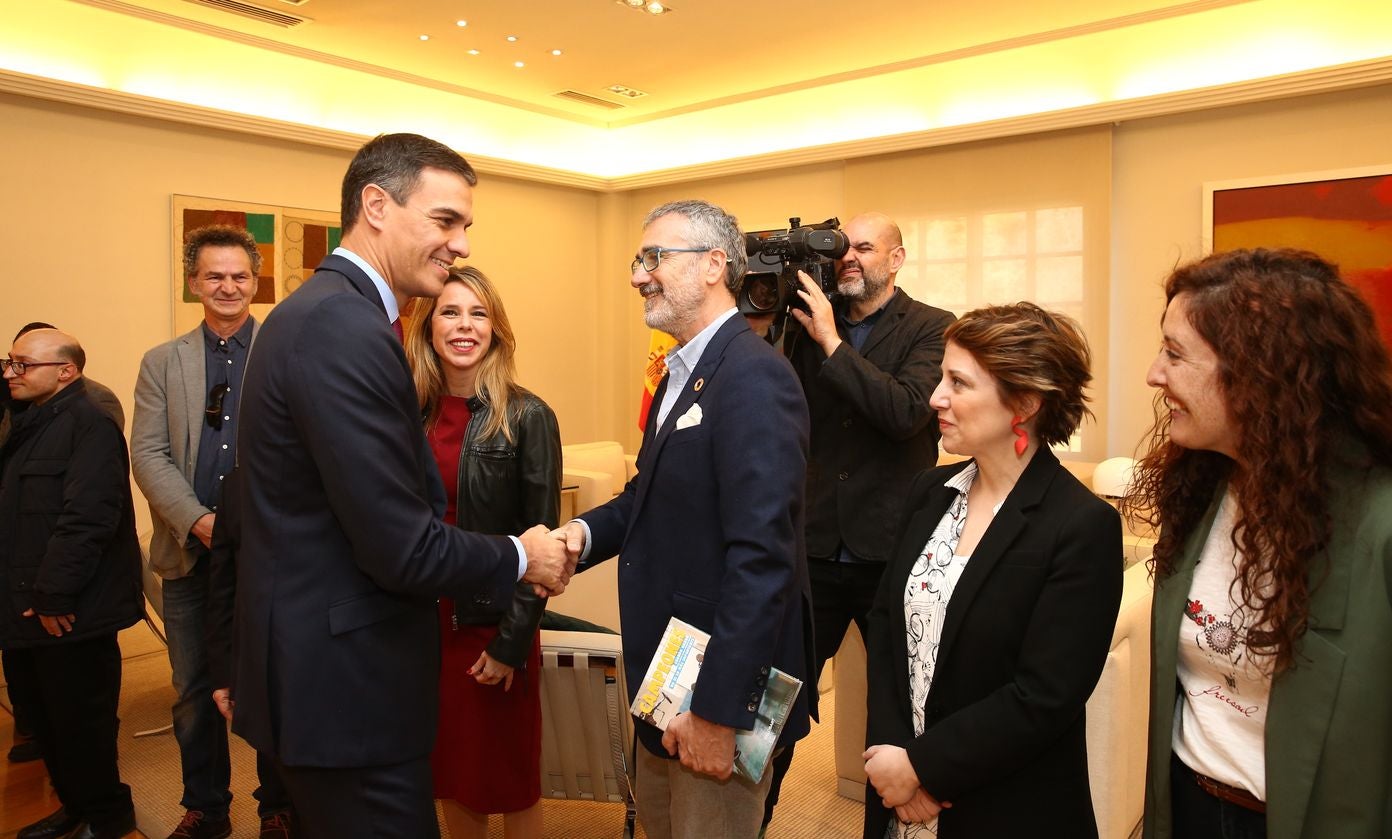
205,383,231,430
630,246,712,274
1,359,67,376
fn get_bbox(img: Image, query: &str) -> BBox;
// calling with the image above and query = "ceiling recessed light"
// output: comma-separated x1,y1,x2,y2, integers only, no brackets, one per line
624,0,643,7
467,49,480,55
551,49,563,56
506,35,518,42
419,34,430,41
455,20,467,27
514,61,525,68
647,2,667,13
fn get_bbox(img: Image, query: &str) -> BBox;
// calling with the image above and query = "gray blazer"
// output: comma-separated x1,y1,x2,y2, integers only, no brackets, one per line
131,321,257,580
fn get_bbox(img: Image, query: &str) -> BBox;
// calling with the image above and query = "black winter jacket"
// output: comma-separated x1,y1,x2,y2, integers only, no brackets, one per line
442,388,561,667
0,381,143,648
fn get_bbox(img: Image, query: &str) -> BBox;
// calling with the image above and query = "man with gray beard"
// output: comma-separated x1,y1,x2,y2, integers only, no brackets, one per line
763,212,955,832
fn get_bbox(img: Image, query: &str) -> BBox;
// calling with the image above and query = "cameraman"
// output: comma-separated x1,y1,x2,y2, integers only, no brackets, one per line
764,212,954,830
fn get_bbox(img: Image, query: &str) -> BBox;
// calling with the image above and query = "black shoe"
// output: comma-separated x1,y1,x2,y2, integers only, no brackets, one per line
17,806,81,839
167,809,232,839
67,809,137,839
7,734,43,763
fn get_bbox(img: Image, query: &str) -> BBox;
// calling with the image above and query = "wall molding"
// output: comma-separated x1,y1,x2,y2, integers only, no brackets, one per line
4,56,1391,193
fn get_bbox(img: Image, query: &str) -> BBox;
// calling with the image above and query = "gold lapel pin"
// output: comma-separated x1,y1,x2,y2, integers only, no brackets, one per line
693,378,705,392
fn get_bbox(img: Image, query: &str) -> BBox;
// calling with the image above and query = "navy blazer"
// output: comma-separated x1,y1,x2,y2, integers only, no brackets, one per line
579,315,817,758
864,449,1123,838
231,254,519,767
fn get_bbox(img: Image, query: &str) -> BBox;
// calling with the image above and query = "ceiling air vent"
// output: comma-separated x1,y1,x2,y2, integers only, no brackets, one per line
182,0,310,27
553,90,625,110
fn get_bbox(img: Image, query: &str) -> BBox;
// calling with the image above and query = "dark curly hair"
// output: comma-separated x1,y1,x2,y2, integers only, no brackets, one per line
944,302,1094,446
1122,248,1392,673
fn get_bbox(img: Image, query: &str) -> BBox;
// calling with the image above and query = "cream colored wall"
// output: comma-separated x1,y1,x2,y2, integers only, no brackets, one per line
1108,84,1392,456
5,82,1389,474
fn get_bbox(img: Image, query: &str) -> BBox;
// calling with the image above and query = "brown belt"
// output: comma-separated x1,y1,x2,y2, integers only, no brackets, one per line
1189,767,1266,814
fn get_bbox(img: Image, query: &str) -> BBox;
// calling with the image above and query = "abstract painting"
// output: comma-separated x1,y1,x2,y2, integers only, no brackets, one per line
1204,166,1392,348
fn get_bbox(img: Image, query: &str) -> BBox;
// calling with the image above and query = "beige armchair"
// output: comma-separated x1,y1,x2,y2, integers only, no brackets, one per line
562,441,637,516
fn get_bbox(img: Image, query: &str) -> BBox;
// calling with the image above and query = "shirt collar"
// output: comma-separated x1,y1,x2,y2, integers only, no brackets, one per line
666,307,740,375
201,316,255,350
837,287,897,329
945,461,978,494
333,246,399,323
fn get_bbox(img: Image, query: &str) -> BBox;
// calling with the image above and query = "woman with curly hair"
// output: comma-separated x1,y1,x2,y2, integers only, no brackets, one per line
1128,248,1392,839
405,266,561,839
862,302,1122,838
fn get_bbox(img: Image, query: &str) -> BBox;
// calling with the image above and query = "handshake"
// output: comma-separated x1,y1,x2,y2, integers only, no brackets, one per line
518,522,588,597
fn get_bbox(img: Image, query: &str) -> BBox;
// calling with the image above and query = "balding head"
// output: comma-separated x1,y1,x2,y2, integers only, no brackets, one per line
837,212,906,316
4,328,84,405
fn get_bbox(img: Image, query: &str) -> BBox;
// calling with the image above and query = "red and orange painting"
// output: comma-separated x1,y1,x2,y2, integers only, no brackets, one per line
1210,170,1392,349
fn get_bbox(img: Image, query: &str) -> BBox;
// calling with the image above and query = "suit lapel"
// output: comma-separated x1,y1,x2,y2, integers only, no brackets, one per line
625,316,744,537
857,288,906,359
935,449,1059,664
176,326,205,473
890,472,967,703
317,253,389,319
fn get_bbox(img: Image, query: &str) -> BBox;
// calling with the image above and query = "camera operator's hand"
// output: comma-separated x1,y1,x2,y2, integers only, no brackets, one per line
790,270,843,357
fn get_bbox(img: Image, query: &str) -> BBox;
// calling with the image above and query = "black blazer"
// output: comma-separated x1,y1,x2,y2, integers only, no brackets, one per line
864,448,1123,838
231,253,519,768
579,315,817,758
785,289,955,562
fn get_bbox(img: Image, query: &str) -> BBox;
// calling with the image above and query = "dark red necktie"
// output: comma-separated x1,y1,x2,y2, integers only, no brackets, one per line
391,318,404,344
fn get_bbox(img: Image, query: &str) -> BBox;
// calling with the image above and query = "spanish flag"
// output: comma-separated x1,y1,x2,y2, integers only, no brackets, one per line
639,329,678,430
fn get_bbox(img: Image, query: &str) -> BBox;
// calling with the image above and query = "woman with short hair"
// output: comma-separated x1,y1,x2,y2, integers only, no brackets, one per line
863,302,1123,838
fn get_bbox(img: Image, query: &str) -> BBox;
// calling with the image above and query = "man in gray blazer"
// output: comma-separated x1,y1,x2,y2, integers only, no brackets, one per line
131,226,293,839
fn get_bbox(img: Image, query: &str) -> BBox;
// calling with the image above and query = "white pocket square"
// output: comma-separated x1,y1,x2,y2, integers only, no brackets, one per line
674,403,703,430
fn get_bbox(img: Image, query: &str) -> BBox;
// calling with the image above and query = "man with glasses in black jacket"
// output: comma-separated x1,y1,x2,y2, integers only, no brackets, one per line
131,225,295,839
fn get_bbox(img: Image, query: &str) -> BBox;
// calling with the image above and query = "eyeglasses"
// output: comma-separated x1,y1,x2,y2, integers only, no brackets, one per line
205,383,231,430
630,246,712,274
1,359,67,376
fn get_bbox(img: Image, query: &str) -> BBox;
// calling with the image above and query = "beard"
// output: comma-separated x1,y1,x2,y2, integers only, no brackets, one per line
838,261,890,304
641,274,703,338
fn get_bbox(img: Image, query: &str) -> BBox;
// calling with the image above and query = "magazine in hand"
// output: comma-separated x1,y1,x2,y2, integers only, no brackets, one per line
630,616,803,782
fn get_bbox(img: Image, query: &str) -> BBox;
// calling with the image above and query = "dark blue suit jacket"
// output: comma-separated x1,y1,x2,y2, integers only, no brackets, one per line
231,254,518,767
580,314,817,758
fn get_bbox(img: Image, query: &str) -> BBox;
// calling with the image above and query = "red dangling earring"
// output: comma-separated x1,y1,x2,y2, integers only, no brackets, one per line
1011,415,1029,457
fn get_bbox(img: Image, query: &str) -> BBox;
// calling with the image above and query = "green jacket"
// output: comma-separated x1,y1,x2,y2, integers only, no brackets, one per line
1143,457,1392,839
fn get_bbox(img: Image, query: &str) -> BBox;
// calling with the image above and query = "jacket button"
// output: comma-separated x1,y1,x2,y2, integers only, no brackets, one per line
747,702,758,712
760,666,770,675
842,418,853,429
838,471,849,480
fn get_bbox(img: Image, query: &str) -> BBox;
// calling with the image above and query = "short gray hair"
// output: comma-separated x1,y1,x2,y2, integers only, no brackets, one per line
643,199,747,294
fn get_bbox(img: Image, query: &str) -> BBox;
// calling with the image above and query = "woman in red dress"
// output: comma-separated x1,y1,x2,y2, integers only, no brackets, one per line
405,266,562,839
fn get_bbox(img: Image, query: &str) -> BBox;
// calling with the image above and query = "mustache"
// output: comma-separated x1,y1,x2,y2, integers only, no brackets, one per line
638,282,662,297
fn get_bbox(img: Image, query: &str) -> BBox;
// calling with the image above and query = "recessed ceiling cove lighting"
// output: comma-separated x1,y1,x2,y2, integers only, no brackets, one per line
506,35,518,42
419,34,430,41
514,61,525,68
455,20,467,27
467,49,480,55
551,49,562,56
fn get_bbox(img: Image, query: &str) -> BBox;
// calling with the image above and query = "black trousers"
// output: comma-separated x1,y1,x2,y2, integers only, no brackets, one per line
6,633,133,828
764,557,886,827
276,754,438,838
1170,753,1267,839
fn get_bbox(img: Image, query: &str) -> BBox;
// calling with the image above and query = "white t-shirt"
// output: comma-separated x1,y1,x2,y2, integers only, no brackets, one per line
1172,490,1272,800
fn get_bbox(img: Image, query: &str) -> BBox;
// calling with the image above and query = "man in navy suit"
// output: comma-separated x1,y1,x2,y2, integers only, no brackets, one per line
558,199,814,838
230,133,573,837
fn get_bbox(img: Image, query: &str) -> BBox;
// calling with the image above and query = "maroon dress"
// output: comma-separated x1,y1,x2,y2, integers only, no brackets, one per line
427,395,543,813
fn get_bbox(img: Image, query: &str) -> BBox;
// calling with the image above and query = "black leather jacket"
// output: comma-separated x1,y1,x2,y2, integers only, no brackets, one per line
443,388,562,667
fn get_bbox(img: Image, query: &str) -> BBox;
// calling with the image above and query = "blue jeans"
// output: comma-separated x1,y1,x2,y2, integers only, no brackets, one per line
164,557,292,818
164,556,233,817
